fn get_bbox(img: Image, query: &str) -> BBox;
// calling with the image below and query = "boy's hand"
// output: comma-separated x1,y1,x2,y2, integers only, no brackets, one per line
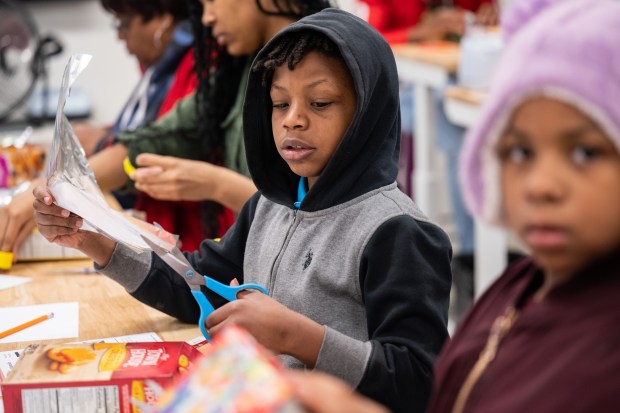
206,280,324,367
206,282,293,354
32,185,116,265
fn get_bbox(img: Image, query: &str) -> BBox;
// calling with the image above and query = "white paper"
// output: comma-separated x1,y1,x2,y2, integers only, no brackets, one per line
51,181,163,251
0,275,31,292
0,302,79,344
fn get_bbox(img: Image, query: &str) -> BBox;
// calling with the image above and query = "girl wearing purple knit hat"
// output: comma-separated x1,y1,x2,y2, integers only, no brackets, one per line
274,1,620,413
427,0,620,412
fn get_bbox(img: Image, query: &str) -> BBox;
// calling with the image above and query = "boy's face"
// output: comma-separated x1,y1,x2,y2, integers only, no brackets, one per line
270,51,357,188
497,97,620,278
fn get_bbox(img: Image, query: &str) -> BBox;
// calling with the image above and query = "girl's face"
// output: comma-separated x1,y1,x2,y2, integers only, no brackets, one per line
201,0,289,56
115,13,173,67
497,97,620,279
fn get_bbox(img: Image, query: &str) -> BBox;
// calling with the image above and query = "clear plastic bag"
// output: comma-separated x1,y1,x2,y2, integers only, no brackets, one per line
46,54,166,252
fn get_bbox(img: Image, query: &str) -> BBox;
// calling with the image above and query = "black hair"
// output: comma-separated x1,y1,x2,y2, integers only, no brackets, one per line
100,0,189,22
252,29,344,87
187,0,332,239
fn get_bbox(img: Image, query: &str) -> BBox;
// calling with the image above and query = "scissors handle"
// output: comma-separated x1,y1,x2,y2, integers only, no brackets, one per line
191,290,215,341
205,277,268,302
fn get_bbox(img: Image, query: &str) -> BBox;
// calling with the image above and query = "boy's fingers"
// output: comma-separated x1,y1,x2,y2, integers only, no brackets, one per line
205,319,224,339
38,224,79,241
35,211,82,228
32,186,54,205
32,198,70,217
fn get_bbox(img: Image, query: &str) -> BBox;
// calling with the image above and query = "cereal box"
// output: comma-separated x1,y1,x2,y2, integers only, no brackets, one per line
1,341,202,413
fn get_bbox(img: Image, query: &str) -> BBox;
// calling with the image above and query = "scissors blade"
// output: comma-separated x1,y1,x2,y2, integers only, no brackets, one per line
140,235,205,290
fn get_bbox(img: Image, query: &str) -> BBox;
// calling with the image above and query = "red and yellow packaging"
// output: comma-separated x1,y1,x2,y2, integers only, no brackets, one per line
1,342,202,413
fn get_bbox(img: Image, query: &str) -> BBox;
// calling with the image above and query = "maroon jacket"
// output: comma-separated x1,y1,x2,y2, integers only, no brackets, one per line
428,252,620,413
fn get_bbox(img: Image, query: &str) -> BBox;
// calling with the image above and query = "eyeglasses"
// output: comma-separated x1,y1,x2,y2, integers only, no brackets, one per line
112,15,134,33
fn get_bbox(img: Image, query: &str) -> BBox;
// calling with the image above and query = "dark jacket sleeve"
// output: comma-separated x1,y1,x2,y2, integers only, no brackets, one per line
129,192,261,323
357,216,452,413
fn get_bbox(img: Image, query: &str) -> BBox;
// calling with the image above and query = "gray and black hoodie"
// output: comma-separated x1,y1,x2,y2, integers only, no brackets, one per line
101,9,452,413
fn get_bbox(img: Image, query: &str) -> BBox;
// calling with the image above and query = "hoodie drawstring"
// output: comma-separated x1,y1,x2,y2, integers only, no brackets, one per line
293,177,307,209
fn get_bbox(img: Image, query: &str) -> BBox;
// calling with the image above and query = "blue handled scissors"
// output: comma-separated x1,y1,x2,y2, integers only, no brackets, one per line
140,235,268,341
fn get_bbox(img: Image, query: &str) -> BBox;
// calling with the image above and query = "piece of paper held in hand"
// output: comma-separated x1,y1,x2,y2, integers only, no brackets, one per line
0,275,31,292
0,302,78,344
45,54,171,252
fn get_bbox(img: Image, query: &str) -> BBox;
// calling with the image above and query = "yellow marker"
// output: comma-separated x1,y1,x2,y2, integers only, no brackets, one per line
123,157,137,176
0,251,13,270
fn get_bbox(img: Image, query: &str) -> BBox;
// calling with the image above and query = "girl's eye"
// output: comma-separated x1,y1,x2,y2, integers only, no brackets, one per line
572,146,602,164
312,101,332,109
497,145,532,164
272,102,288,110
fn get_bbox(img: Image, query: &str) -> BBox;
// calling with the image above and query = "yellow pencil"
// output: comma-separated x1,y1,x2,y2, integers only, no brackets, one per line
0,313,55,339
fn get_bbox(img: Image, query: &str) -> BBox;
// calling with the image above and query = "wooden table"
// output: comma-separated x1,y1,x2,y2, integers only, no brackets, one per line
443,85,509,297
0,259,201,352
392,41,460,221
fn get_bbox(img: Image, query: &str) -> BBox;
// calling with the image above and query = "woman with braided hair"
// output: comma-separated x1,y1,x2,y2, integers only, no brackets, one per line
96,0,333,250
7,0,331,253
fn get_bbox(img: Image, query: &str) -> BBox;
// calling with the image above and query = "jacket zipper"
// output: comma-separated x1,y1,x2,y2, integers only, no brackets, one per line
451,306,519,413
267,209,298,293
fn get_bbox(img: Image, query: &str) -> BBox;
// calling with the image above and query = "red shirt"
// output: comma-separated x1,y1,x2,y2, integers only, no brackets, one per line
362,0,491,44
135,50,235,251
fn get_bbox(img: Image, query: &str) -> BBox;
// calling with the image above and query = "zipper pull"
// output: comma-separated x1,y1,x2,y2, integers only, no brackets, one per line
451,306,519,413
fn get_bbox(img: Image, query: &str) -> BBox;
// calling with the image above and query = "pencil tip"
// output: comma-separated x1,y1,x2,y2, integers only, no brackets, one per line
48,312,55,319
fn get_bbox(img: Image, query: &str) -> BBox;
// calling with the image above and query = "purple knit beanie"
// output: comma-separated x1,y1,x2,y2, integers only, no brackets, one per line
459,0,620,225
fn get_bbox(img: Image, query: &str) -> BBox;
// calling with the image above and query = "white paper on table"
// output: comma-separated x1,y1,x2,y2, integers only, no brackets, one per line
0,302,79,344
0,275,31,292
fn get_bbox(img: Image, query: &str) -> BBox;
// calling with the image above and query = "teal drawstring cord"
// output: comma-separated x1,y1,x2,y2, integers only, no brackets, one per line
293,177,307,209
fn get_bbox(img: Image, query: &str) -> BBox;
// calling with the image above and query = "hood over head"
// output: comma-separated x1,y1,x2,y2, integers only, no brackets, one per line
459,0,620,225
243,8,400,211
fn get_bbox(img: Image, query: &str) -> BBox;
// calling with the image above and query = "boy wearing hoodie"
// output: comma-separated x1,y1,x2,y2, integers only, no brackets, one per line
284,1,620,412
32,9,452,413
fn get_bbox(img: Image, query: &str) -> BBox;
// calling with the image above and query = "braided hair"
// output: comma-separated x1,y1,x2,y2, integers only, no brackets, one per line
252,29,343,87
186,0,332,238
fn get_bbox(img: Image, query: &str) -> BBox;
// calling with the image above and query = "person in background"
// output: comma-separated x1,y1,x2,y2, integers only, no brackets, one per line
85,0,335,250
362,0,497,44
362,0,499,320
429,0,620,410
275,1,620,412
4,0,330,254
33,8,452,413
76,0,196,158
0,0,196,258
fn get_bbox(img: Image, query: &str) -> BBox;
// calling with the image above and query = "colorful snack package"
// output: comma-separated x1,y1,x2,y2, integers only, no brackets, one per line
154,326,302,413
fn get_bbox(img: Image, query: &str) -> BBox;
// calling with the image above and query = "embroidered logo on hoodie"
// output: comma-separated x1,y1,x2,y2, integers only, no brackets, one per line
303,249,313,270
